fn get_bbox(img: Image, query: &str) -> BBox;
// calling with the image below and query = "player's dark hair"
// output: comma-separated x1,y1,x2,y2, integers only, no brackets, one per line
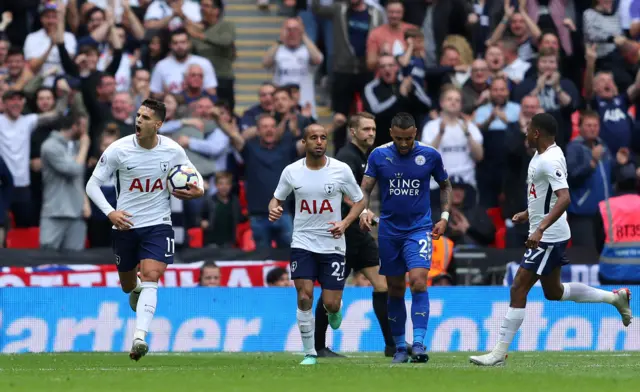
390,112,416,130
348,112,375,130
530,112,558,137
303,124,326,140
579,109,600,126
141,98,167,122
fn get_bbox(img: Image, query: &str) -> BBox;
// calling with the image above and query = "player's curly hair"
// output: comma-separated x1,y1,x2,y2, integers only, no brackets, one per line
141,99,167,122
391,112,416,130
530,113,558,137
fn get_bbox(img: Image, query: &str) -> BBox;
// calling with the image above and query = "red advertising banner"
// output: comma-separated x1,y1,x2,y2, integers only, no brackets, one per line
0,261,291,287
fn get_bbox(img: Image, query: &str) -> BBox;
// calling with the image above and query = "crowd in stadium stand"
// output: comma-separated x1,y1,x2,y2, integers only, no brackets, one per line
1,0,639,259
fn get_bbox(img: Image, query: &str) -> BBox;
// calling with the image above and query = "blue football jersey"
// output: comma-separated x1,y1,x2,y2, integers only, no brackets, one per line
364,141,447,237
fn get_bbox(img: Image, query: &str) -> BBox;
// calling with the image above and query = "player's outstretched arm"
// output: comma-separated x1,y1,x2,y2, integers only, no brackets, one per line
526,188,570,249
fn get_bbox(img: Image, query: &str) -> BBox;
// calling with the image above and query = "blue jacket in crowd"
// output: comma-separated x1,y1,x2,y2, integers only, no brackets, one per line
566,136,613,216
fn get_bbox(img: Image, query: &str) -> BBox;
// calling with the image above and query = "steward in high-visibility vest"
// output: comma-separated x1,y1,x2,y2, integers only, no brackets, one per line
597,175,640,284
428,236,454,286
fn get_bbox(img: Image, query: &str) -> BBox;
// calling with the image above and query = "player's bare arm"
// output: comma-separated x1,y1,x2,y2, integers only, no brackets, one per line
108,210,134,231
268,197,284,222
512,210,529,224
359,175,377,232
432,178,452,239
525,188,570,249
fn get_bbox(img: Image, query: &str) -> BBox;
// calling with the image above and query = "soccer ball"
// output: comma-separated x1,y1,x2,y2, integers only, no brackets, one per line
167,165,200,192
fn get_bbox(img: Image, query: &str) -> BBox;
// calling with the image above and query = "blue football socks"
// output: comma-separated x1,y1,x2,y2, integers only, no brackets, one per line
387,296,407,350
411,290,430,345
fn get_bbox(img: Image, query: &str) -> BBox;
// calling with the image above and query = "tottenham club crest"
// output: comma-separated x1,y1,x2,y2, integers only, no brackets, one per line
415,155,426,166
324,183,335,196
115,255,121,265
160,161,169,173
291,261,297,272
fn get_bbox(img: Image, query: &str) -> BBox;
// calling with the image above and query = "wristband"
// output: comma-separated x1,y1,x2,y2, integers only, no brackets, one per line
441,211,450,222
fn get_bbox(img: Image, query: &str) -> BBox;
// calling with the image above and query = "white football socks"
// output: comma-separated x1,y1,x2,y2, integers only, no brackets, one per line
561,282,615,304
494,307,526,356
296,308,317,356
134,281,158,341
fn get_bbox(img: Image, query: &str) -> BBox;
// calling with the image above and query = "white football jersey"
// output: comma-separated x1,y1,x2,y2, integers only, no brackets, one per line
273,157,363,255
526,144,571,242
91,135,195,228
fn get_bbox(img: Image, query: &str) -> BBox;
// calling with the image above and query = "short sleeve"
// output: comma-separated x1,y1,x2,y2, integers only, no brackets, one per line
420,120,439,145
172,143,191,167
341,165,363,203
431,150,448,183
467,122,484,144
92,143,121,182
273,166,292,201
474,105,491,126
543,157,569,192
201,59,218,89
364,149,379,179
144,2,163,20
149,64,164,94
23,34,39,60
26,113,39,133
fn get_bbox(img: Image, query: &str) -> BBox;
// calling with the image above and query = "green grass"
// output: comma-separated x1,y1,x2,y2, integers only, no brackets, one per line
0,352,638,392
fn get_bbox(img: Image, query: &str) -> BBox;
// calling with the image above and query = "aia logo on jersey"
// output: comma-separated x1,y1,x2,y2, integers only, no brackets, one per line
529,183,537,198
300,199,333,214
130,178,164,192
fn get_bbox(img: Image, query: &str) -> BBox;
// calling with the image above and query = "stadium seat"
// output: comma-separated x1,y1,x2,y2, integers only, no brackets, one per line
353,92,364,113
188,228,203,248
6,227,40,249
486,207,506,248
238,181,248,214
241,230,256,252
236,221,251,248
8,211,15,229
494,227,506,249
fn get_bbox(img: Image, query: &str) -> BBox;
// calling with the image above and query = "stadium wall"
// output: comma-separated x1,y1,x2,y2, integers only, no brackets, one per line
1,287,638,353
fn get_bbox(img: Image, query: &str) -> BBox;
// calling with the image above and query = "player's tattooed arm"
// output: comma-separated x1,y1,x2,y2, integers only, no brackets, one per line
360,175,377,209
438,178,453,214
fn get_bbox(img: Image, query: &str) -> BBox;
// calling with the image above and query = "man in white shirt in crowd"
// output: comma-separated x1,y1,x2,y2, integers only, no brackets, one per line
150,28,217,99
144,0,202,31
500,37,530,85
422,85,484,212
0,87,70,227
23,2,77,87
263,17,324,119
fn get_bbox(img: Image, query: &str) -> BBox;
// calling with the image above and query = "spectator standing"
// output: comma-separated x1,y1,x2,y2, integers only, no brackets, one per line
263,17,323,119
486,1,541,62
566,111,614,250
150,28,217,99
311,0,384,151
144,0,202,32
365,0,415,71
24,2,77,87
422,86,484,212
217,114,305,249
40,114,91,251
474,76,521,207
0,88,69,227
189,0,236,110
502,95,541,247
364,55,431,147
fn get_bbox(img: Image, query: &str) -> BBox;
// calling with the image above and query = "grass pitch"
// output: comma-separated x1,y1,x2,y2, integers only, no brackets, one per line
0,352,638,392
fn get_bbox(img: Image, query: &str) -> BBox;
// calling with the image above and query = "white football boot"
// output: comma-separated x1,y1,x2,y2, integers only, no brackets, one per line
612,288,633,327
469,352,507,367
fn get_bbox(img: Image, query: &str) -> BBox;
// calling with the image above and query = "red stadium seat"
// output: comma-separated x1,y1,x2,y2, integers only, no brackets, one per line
241,230,256,252
188,228,203,248
353,92,364,113
238,181,248,214
6,227,40,249
236,221,251,248
8,211,15,229
494,227,506,249
571,111,580,141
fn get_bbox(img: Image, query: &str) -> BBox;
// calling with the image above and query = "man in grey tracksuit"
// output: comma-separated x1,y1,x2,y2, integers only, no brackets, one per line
40,114,91,251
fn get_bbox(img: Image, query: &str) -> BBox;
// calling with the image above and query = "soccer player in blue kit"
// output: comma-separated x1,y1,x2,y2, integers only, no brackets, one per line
360,112,452,363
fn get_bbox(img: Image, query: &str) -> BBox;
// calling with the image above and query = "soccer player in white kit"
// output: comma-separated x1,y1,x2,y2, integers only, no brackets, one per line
268,124,366,366
470,113,632,367
85,99,204,361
